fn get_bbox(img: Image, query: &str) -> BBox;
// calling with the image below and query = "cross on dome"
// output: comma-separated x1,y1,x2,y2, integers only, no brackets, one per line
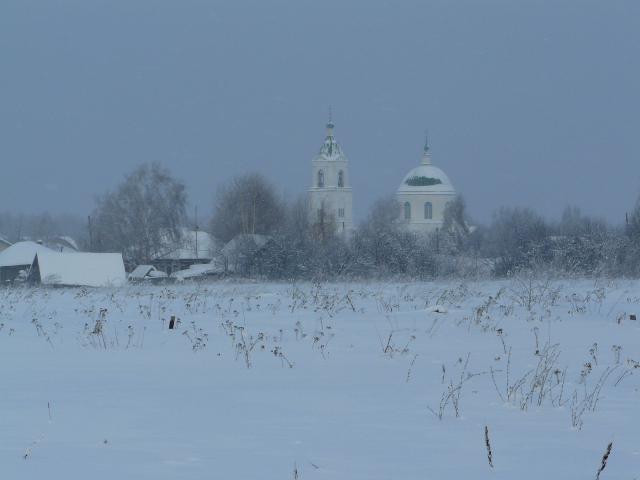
421,130,432,165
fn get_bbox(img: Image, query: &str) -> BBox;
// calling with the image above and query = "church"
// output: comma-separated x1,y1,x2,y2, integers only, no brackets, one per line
308,120,457,234
308,120,354,235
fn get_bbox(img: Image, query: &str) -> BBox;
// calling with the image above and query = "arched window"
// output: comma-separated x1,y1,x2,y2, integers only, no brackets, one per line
404,201,411,220
338,170,344,187
424,202,433,220
317,170,324,188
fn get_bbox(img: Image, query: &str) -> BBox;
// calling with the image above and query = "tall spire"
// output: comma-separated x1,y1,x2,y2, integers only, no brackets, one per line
326,106,334,136
421,130,432,165
318,109,344,159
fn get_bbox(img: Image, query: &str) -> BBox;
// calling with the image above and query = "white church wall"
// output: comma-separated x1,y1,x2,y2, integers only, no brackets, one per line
397,193,455,233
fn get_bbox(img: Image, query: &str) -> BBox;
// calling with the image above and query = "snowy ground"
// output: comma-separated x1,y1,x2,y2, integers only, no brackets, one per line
1,278,639,479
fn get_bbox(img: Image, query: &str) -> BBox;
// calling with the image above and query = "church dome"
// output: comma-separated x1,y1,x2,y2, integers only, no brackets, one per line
397,148,455,195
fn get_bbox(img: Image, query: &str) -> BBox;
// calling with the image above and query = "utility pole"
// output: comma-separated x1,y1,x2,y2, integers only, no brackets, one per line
88,215,93,251
194,206,199,259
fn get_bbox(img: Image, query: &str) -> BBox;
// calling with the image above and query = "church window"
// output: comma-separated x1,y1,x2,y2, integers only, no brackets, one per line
424,202,433,220
317,170,324,188
404,202,411,220
338,208,345,218
338,170,344,187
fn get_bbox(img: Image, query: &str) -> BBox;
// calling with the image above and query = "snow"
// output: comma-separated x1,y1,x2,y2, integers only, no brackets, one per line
129,265,156,279
129,265,167,280
171,260,224,280
0,241,53,267
0,279,638,479
32,251,127,287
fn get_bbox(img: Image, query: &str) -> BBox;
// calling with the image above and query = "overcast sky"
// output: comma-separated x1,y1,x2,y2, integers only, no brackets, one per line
1,0,639,224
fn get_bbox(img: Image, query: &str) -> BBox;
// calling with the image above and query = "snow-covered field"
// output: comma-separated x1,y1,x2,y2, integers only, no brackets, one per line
1,278,639,479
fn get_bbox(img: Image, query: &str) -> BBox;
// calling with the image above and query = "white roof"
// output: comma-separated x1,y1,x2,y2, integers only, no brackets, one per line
0,241,53,267
129,265,167,280
397,152,455,195
171,260,225,280
154,229,221,261
33,251,126,287
129,265,156,279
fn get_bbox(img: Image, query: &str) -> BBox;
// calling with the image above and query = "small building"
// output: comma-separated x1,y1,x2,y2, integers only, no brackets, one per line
29,251,126,287
152,229,221,275
0,241,53,284
396,136,457,234
129,265,168,281
171,258,225,281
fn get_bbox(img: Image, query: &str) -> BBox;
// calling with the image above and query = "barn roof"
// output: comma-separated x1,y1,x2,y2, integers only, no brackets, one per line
0,241,53,267
32,251,126,287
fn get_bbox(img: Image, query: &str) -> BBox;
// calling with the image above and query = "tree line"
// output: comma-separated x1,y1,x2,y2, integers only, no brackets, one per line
3,162,640,279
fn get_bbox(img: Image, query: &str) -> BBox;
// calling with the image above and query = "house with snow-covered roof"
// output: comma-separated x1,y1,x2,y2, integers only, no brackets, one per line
151,228,222,275
129,264,168,282
0,241,54,284
28,251,126,287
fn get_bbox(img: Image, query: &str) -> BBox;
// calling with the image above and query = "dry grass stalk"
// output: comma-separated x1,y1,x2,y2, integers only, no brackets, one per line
484,425,494,468
595,442,613,480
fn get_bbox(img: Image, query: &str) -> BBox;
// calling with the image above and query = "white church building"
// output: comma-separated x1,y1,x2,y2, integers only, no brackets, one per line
308,120,354,234
308,121,456,235
396,136,457,233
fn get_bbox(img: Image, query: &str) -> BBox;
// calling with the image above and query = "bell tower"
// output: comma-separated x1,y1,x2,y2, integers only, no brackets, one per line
308,117,353,236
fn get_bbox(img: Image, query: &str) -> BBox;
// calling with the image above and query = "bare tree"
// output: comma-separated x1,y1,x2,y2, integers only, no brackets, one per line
486,207,550,276
352,195,428,276
443,195,470,236
210,173,285,243
91,163,187,263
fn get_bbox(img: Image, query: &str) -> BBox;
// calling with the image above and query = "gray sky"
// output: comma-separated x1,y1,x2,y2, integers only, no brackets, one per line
1,0,639,224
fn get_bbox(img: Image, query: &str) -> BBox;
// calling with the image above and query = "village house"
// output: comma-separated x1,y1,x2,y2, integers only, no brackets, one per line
151,228,221,275
28,251,126,288
0,241,53,284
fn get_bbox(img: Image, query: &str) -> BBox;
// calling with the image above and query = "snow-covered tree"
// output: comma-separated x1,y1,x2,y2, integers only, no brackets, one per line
91,163,187,263
486,207,550,276
210,173,285,243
